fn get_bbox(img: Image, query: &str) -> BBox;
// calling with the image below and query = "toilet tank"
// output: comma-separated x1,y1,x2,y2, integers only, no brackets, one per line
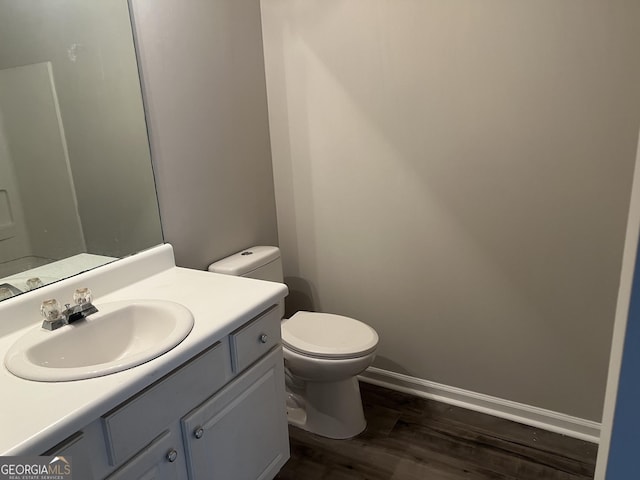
208,246,284,283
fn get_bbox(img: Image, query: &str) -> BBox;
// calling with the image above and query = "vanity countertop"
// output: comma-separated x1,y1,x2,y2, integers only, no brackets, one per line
0,245,288,456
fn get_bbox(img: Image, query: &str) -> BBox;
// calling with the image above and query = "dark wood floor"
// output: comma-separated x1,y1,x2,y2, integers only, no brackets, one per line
275,382,597,480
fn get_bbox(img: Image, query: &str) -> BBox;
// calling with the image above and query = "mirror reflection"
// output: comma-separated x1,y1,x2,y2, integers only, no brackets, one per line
0,0,163,299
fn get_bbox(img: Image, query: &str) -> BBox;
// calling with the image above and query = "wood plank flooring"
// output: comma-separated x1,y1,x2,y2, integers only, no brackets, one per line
275,382,597,480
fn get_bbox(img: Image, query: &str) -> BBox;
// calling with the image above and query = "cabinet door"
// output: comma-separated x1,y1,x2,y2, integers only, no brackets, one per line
182,348,289,480
106,430,186,480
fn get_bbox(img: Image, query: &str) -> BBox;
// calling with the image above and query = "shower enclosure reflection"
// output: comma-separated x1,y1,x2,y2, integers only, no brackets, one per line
0,0,163,298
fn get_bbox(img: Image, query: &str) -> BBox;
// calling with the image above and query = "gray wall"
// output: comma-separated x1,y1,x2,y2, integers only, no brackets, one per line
131,0,279,269
262,0,640,421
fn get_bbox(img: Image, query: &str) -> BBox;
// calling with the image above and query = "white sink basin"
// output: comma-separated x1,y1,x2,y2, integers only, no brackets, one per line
4,300,194,382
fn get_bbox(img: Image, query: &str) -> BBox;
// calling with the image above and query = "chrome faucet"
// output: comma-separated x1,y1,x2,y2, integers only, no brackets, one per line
41,287,99,331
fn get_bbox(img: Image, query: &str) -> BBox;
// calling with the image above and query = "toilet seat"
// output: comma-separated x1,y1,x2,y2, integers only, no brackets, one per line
282,311,378,360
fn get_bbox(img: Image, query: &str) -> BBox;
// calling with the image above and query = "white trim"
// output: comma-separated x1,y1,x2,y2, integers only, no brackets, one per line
594,130,640,479
359,367,600,444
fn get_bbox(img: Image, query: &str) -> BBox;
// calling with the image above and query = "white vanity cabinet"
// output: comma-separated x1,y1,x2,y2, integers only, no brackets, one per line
44,305,289,480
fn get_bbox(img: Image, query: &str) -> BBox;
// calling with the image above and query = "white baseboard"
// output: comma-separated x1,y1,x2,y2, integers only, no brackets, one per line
359,367,600,444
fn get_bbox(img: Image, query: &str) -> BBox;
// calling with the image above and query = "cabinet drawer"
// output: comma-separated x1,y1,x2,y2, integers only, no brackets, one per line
229,305,281,373
106,430,184,480
102,341,232,466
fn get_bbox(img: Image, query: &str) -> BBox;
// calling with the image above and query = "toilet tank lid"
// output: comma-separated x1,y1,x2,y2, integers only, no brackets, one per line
208,246,280,276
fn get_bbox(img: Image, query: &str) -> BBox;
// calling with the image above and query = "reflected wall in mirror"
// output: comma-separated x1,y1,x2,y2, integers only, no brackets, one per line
0,0,163,299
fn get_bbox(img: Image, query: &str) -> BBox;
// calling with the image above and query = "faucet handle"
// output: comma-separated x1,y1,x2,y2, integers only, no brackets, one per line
41,299,65,331
41,299,63,321
0,287,14,300
73,287,93,305
26,277,43,290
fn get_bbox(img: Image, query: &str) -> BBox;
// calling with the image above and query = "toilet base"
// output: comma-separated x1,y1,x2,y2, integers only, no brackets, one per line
286,377,366,439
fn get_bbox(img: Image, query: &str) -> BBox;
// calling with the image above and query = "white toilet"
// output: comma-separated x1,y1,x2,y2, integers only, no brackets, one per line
208,246,379,439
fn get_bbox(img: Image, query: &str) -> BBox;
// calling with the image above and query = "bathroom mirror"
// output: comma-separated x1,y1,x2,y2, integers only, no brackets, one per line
0,0,163,299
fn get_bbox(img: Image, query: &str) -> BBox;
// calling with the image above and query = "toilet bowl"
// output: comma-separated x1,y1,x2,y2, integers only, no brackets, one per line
208,246,379,439
281,311,378,439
